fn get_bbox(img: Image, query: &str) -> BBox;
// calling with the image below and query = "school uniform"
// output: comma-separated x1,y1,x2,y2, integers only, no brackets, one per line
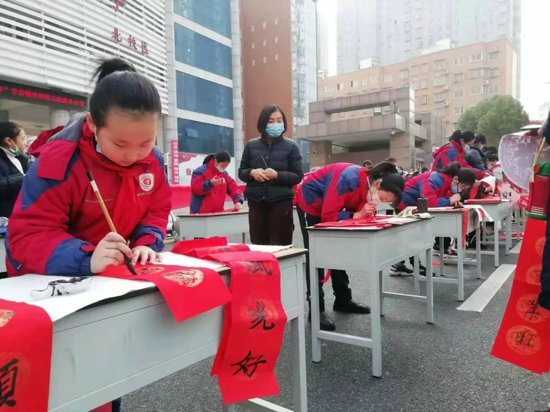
5,113,171,277
0,147,30,218
295,163,371,322
432,140,486,180
190,159,243,213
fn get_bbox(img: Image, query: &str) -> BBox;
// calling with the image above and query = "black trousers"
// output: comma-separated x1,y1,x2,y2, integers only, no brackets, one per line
248,199,294,246
434,237,452,251
297,207,353,312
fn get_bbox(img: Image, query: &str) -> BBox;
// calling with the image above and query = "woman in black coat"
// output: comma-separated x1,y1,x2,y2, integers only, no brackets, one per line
0,122,29,218
239,105,303,245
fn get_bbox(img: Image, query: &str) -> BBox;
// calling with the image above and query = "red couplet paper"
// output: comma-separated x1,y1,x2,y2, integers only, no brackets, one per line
0,300,53,411
491,218,550,374
209,251,287,405
171,237,228,255
313,216,393,229
101,264,231,323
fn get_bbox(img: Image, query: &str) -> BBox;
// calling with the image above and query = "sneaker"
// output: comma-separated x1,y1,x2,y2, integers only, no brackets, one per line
445,249,458,258
389,262,414,276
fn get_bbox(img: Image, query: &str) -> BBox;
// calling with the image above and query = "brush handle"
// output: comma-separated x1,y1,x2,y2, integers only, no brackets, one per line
86,170,117,233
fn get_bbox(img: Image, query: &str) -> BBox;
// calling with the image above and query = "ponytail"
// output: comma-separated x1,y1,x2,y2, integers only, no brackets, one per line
366,161,398,180
439,161,462,176
203,150,231,165
89,57,161,129
449,130,475,144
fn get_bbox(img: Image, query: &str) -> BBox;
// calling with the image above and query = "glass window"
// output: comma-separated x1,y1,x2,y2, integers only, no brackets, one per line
434,108,445,117
454,73,464,83
399,69,409,79
176,72,234,119
489,85,500,95
421,79,428,88
454,57,464,66
488,68,500,78
177,118,234,156
470,52,484,62
469,69,484,79
454,89,464,98
471,85,483,95
454,106,464,115
421,63,429,73
434,60,446,70
371,75,378,84
174,24,232,79
488,51,500,61
421,95,428,104
174,0,231,38
434,92,446,103
411,65,419,75
350,80,358,87
433,76,446,86
384,74,393,82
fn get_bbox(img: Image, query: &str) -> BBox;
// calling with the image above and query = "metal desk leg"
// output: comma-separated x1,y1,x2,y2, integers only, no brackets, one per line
494,219,500,268
439,237,444,277
379,270,385,317
457,238,465,302
476,224,482,279
310,263,322,363
506,212,512,254
370,268,383,377
291,310,308,411
242,232,246,243
413,255,421,295
425,248,434,324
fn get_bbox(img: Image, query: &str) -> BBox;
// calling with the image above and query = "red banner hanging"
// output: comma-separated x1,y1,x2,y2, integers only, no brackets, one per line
101,264,231,323
491,218,550,374
0,300,53,412
172,239,287,404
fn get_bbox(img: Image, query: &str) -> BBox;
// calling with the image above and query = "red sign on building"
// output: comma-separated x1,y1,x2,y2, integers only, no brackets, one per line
0,81,87,108
111,0,150,55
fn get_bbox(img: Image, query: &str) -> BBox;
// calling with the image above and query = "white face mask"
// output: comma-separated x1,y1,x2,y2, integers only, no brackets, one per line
370,192,381,204
216,165,225,173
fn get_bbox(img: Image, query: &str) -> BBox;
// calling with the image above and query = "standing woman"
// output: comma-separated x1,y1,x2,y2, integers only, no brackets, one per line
190,150,243,214
239,105,303,245
0,122,29,218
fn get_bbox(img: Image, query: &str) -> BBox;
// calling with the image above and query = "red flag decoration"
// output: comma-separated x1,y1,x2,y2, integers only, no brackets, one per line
172,239,287,404
491,218,550,374
101,263,231,323
0,300,53,411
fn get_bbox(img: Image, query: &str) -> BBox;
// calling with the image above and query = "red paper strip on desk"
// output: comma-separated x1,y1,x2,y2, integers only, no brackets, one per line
491,218,550,374
0,300,53,412
313,216,393,229
101,264,231,323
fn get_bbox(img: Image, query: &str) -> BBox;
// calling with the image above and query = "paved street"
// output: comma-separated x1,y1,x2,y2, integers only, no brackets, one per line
123,228,550,412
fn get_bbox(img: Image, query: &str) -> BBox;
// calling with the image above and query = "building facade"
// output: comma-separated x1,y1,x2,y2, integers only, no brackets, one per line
167,0,243,184
0,0,167,141
241,0,317,171
322,39,517,137
336,0,522,97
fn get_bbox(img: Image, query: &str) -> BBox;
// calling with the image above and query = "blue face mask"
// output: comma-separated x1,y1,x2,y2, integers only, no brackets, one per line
464,145,471,153
397,169,403,175
451,184,460,194
265,124,284,138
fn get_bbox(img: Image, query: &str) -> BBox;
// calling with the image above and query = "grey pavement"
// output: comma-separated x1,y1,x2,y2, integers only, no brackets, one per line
122,227,550,412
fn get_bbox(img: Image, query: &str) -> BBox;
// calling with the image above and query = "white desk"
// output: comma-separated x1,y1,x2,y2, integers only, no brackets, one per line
48,249,307,412
465,201,512,267
175,209,249,243
0,238,6,273
419,209,481,302
306,219,434,378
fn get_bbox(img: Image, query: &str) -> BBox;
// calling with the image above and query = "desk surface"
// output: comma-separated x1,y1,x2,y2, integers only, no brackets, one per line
174,209,249,217
306,217,429,232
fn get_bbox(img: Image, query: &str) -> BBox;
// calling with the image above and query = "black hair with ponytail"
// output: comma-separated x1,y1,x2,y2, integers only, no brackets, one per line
89,58,162,129
439,162,476,186
0,122,22,145
203,150,231,165
366,162,404,207
449,130,475,144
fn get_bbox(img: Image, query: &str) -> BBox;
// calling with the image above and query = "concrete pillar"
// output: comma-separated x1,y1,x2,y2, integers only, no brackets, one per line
164,0,179,184
390,132,414,169
230,0,244,181
0,110,8,122
49,109,71,128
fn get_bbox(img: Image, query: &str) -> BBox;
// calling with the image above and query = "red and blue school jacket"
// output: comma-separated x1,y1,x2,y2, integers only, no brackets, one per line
294,163,369,223
431,140,486,180
5,113,172,277
190,159,243,213
400,171,453,209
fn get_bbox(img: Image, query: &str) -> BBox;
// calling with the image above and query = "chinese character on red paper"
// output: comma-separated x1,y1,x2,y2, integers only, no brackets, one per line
141,41,149,54
112,28,123,42
186,168,192,176
113,0,125,12
128,35,137,49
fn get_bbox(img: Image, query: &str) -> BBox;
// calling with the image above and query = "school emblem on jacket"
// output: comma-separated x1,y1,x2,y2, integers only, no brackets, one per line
139,173,154,192
0,309,14,328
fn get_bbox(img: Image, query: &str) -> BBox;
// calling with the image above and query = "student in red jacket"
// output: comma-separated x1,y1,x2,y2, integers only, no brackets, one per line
190,151,243,214
6,59,171,278
296,162,404,331
432,130,486,180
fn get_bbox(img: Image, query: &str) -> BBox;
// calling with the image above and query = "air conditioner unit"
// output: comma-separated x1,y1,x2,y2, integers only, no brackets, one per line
444,86,449,90
483,80,490,85
444,70,449,74
444,102,449,107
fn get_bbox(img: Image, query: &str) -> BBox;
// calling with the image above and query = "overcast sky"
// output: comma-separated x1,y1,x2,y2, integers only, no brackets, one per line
317,0,546,119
